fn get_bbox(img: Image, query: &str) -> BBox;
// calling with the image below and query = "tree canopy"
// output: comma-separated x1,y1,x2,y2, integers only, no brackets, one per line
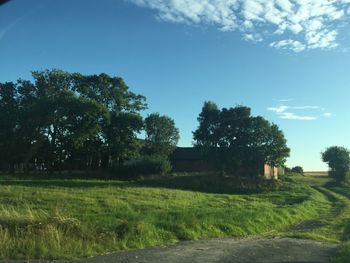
144,113,180,157
193,101,290,175
291,166,304,175
0,69,147,172
322,146,350,182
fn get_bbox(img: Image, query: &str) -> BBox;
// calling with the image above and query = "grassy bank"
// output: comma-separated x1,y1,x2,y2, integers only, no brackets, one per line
279,176,350,263
324,183,350,263
0,173,331,260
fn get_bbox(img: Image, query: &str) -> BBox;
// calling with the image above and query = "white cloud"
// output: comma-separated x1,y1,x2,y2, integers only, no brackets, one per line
279,112,318,121
127,0,350,52
278,98,294,102
268,105,289,113
323,112,333,117
292,106,321,110
267,104,333,121
270,39,306,52
243,32,263,41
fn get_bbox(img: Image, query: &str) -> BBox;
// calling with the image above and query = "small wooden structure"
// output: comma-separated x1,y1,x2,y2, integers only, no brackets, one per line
263,164,279,180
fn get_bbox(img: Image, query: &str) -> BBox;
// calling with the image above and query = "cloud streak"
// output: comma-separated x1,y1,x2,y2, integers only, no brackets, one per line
0,20,17,41
268,104,333,121
127,0,350,52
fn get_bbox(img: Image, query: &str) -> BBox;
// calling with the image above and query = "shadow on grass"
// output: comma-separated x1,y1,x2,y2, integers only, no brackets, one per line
0,173,282,195
342,222,350,242
135,174,282,195
0,176,131,189
288,219,327,232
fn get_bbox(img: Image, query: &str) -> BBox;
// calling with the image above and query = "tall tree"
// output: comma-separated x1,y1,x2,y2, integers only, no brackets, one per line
193,101,220,148
73,72,146,167
193,101,290,175
144,113,180,157
0,69,147,172
0,82,19,171
264,124,290,168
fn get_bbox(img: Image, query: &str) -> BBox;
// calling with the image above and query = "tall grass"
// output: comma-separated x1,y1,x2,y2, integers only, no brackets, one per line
282,176,350,263
0,174,337,260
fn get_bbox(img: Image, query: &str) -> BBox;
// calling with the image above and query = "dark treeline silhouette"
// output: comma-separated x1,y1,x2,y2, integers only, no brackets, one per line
0,69,290,178
193,101,290,175
0,69,178,174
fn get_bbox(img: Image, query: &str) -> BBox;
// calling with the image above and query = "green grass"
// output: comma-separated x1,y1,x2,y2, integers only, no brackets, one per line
280,175,350,263
0,173,349,261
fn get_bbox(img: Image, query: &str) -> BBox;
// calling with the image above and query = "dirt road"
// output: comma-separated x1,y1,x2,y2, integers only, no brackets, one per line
62,237,339,263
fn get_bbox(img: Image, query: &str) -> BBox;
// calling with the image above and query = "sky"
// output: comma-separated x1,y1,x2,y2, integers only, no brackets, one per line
1,0,350,171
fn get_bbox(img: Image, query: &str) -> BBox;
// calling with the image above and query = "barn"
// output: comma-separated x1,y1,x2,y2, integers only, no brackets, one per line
170,147,281,179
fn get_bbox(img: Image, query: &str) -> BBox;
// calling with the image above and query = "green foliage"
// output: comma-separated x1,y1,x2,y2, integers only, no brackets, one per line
322,146,350,183
144,113,179,157
113,156,172,179
0,175,330,259
291,166,304,175
332,241,350,263
0,82,19,171
285,172,303,178
141,173,283,194
193,101,290,174
2,173,350,261
0,69,147,172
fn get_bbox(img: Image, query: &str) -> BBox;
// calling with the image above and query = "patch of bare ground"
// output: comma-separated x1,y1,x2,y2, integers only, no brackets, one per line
50,237,339,263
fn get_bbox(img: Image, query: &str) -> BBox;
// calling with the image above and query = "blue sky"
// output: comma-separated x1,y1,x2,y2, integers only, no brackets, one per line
1,0,350,170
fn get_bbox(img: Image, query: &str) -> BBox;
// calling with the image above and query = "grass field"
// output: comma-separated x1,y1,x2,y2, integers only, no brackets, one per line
0,173,349,262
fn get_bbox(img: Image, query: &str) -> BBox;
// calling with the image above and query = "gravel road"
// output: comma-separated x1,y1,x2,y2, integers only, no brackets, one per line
62,237,340,263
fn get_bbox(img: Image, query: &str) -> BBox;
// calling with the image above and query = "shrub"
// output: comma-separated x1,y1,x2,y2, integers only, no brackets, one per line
291,166,304,175
322,146,350,183
112,156,172,179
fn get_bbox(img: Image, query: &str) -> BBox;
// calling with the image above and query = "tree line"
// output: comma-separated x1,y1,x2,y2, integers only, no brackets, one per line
0,69,291,177
0,69,179,173
193,101,290,175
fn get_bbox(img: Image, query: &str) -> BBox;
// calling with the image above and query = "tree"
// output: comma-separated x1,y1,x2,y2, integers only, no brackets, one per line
193,101,290,175
322,146,350,182
291,166,304,175
144,113,179,157
73,72,146,168
0,82,20,171
264,124,290,168
193,102,251,172
192,101,220,148
0,69,147,172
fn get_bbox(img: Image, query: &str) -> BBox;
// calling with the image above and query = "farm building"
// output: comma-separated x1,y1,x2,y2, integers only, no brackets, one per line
170,147,281,179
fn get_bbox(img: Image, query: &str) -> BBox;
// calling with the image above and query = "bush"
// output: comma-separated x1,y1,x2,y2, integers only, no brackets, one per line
139,173,283,194
112,156,172,179
329,170,350,184
291,166,304,175
322,146,350,183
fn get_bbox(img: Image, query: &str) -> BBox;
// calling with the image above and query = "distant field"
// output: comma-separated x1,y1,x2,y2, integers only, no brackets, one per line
0,173,349,262
304,171,329,177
